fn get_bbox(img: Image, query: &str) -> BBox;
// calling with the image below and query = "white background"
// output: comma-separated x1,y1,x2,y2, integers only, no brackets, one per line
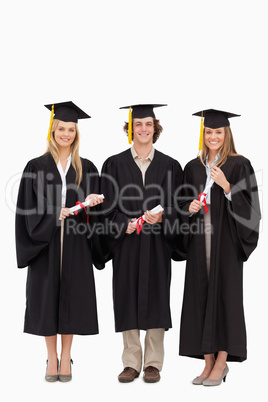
1,0,267,401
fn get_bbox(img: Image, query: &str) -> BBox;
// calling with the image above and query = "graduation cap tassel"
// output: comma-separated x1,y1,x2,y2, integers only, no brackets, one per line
198,111,204,151
47,104,54,142
128,107,132,144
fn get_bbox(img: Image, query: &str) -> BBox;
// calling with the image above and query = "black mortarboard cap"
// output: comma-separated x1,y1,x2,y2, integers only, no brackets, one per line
192,108,240,129
120,104,167,119
45,101,91,123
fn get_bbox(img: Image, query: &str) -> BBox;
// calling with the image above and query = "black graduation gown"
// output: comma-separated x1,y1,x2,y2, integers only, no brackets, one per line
179,155,261,362
15,153,104,336
100,148,185,333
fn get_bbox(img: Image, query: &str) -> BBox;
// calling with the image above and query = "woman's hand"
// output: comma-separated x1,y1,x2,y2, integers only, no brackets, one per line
144,210,163,224
126,218,137,234
210,167,231,194
189,200,204,213
85,194,104,207
59,207,74,221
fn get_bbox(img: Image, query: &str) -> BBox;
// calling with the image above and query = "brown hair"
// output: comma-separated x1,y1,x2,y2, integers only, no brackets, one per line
199,126,239,167
45,119,83,186
123,118,163,143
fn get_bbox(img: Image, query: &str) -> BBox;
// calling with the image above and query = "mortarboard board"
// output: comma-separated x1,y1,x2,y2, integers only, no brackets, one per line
120,104,167,144
45,101,91,142
192,108,240,150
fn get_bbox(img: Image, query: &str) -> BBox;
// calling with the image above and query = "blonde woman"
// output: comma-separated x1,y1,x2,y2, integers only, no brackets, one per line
179,109,261,386
15,102,104,382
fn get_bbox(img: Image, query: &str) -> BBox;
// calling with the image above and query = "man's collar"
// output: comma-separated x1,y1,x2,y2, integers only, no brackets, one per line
131,145,155,160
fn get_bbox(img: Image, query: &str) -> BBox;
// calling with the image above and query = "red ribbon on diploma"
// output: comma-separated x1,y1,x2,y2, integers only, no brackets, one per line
136,216,145,234
75,201,89,223
198,193,208,213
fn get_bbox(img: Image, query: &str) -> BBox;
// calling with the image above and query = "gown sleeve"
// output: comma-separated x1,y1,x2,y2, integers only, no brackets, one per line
228,158,261,261
100,157,129,261
161,159,186,261
177,161,198,254
178,161,197,215
83,160,105,270
15,161,61,268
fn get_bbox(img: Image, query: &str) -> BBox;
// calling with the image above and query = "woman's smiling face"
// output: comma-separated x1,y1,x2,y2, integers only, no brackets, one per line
204,126,225,152
54,121,76,149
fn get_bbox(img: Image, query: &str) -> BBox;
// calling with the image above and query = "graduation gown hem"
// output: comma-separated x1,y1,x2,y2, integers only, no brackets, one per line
179,348,246,363
115,325,171,333
24,328,99,337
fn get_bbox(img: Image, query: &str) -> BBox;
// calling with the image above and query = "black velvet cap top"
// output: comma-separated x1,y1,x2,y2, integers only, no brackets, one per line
192,109,240,128
120,104,167,119
45,101,91,123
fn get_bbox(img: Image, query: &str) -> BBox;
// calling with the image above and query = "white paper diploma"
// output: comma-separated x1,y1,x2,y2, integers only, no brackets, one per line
133,204,164,225
69,194,105,213
199,181,214,202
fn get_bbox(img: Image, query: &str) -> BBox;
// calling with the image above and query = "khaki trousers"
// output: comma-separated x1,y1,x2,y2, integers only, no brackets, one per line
122,328,165,373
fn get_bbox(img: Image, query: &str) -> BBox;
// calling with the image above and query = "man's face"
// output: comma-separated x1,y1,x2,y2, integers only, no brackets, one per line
132,117,154,145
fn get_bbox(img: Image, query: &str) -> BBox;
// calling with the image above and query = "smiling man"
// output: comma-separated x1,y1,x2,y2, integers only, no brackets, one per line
100,104,185,383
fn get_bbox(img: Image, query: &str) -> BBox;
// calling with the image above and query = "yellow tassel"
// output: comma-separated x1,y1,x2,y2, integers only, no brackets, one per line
198,111,204,151
47,104,54,142
128,107,132,144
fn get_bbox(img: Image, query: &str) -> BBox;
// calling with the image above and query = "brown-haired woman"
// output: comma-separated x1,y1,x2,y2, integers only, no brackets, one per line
15,102,104,382
179,109,261,386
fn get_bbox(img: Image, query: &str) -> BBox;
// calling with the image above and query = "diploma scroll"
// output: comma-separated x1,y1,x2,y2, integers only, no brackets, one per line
134,204,164,234
69,194,105,213
198,182,214,213
199,181,214,203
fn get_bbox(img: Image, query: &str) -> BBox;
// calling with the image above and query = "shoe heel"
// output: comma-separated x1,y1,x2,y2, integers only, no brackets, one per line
223,375,227,383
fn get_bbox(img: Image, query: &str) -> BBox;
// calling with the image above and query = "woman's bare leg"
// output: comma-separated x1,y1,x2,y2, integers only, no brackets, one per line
207,351,228,380
45,335,58,375
59,334,73,375
199,353,215,378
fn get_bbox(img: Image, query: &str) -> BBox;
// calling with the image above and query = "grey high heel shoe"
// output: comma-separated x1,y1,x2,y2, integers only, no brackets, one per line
203,364,229,386
45,358,59,382
192,365,214,385
192,375,209,385
59,359,73,382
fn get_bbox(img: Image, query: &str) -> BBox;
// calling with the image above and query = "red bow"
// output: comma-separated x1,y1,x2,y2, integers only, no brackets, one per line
136,216,145,234
198,193,208,213
75,201,89,223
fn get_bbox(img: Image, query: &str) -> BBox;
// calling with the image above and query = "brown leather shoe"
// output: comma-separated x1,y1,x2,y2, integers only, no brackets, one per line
118,367,140,383
143,366,160,383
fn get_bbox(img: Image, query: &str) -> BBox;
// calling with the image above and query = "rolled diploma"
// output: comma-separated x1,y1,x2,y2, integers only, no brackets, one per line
199,181,214,202
69,194,105,213
133,204,164,225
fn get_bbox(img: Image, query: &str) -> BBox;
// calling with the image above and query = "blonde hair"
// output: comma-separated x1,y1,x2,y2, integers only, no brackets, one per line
45,119,83,186
199,126,239,167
